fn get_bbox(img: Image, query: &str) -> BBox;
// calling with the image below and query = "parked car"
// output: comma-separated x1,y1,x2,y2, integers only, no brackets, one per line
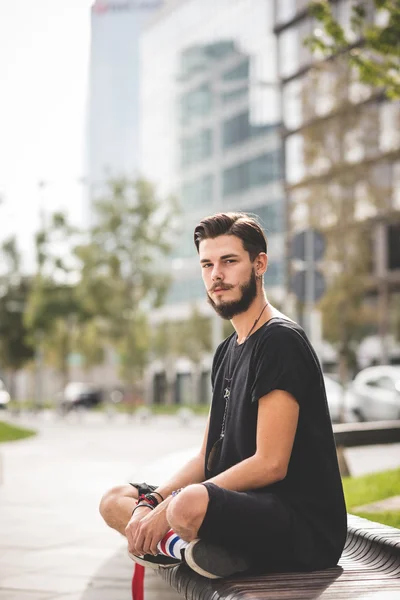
58,382,103,413
349,366,400,421
323,374,359,423
0,379,10,410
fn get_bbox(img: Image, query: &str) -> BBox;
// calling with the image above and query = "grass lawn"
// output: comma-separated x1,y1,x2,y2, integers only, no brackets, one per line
0,420,37,443
343,468,400,529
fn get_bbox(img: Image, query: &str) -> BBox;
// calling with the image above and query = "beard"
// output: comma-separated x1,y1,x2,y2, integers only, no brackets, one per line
207,268,258,320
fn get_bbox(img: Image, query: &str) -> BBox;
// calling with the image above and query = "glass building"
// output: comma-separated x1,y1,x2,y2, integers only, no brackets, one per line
86,0,163,220
274,0,400,366
140,0,284,319
140,0,285,404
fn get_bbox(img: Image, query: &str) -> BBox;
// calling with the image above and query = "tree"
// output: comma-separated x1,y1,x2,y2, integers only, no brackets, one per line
24,212,85,389
74,176,178,387
0,237,34,396
152,307,212,364
307,0,400,98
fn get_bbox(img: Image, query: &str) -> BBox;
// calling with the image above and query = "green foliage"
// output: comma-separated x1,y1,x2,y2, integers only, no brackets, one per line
0,238,34,374
74,176,178,383
0,420,36,443
307,0,400,98
0,279,35,371
152,307,212,364
25,212,88,384
19,176,177,387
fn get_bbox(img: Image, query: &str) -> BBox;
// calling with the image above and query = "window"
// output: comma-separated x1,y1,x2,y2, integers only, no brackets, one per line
223,112,277,148
276,0,309,26
223,151,282,196
181,175,213,210
223,59,249,81
279,18,313,79
388,223,400,270
376,376,396,391
221,87,248,104
244,203,284,234
366,379,380,388
223,112,250,147
181,129,213,167
180,84,212,125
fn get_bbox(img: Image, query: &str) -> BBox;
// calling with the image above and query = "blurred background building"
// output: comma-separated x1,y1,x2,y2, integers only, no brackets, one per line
86,0,163,221
2,0,399,409
139,0,284,404
274,0,400,368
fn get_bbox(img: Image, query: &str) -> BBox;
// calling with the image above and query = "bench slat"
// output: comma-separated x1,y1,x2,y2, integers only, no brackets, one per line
158,515,400,600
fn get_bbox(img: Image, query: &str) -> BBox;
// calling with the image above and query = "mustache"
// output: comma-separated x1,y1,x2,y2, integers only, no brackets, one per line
209,283,233,292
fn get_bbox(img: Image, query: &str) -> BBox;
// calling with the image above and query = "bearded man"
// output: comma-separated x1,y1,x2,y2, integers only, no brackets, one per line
100,212,347,579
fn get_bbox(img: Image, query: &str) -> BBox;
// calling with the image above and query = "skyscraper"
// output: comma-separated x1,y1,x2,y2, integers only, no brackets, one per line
140,0,285,404
86,0,163,219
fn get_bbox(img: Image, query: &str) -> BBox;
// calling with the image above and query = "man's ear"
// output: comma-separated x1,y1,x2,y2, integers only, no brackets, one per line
256,253,268,278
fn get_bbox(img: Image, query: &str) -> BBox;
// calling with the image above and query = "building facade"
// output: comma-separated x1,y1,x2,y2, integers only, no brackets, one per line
140,0,286,404
86,0,163,220
274,0,400,367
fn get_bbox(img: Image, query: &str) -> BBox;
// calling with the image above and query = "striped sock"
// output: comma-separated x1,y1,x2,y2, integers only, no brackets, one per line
157,529,189,559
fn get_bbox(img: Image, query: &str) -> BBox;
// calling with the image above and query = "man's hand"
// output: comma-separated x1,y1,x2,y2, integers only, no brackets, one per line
125,502,171,556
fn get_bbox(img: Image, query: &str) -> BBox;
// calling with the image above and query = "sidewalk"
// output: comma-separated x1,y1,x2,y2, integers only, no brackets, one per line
0,411,206,600
1,410,400,600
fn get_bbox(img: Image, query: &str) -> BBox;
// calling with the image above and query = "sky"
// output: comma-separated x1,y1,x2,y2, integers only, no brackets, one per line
0,0,93,271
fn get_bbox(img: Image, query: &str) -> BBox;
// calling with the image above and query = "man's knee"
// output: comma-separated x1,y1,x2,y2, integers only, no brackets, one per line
99,484,135,522
167,484,209,541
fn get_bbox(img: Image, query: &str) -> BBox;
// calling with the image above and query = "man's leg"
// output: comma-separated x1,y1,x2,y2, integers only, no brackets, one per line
167,482,296,579
99,484,139,535
167,484,209,541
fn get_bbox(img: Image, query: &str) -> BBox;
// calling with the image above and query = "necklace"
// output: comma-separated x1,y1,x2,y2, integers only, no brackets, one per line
223,302,269,403
207,302,270,474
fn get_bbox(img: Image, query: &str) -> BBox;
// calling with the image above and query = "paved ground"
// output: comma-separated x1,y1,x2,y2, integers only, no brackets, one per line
0,411,206,600
1,410,399,600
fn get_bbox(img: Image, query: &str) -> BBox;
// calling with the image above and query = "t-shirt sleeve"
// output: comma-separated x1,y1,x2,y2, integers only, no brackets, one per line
251,326,313,406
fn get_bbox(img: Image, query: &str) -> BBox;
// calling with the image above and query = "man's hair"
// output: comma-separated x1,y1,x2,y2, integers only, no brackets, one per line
194,212,267,261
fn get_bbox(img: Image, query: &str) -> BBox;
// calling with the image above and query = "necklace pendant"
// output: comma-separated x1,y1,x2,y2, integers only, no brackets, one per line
224,387,230,400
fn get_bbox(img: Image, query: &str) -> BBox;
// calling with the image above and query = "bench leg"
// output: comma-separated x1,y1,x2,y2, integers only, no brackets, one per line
336,446,350,477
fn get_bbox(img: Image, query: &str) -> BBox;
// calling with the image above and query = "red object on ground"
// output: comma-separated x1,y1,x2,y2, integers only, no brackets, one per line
131,564,145,600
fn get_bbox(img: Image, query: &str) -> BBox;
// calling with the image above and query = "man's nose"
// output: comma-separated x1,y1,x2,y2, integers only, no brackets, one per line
211,264,223,281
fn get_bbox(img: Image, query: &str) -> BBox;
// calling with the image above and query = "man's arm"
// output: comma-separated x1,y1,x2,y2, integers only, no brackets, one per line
125,415,209,555
206,389,299,491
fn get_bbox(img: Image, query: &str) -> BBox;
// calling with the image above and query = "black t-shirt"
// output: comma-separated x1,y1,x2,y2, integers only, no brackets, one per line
205,317,347,569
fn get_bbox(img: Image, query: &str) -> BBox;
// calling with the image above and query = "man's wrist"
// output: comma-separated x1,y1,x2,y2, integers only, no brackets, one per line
132,503,154,516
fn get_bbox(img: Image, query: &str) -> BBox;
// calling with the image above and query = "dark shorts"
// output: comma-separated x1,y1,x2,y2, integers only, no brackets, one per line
130,481,299,572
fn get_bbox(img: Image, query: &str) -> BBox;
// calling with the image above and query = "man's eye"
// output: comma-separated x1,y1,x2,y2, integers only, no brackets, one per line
225,259,235,264
202,263,212,268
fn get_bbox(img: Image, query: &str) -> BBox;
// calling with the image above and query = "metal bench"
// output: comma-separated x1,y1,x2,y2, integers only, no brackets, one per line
156,515,400,599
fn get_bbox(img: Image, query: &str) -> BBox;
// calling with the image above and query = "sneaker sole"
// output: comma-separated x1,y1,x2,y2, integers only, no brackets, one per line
184,540,250,579
128,552,181,569
184,542,220,579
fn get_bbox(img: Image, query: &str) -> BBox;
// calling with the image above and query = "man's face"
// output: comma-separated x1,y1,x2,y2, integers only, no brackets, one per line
199,235,258,320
